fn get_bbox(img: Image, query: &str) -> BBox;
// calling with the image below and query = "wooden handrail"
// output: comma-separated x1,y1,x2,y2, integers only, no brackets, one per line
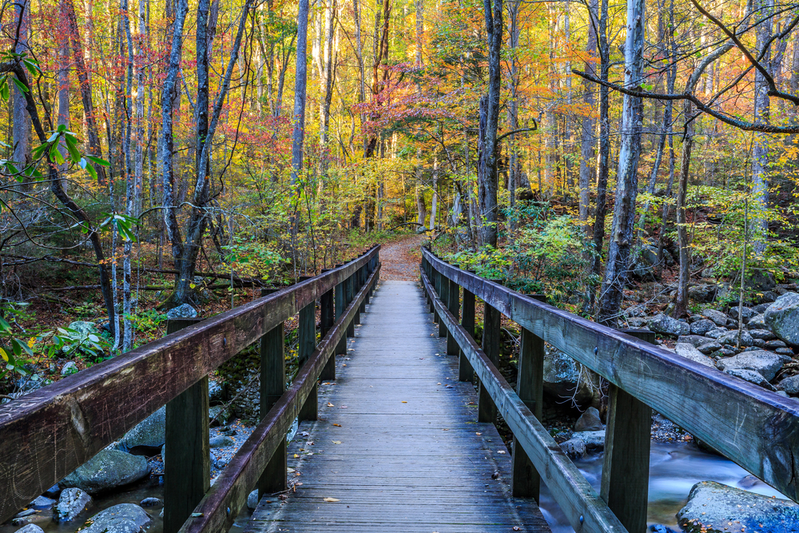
420,266,628,533
422,248,799,503
0,246,380,524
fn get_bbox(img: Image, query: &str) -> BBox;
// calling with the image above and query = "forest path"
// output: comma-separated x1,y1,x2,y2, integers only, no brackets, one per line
378,233,425,281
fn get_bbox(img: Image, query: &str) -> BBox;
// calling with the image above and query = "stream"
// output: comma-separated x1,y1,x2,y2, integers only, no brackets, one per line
2,439,784,533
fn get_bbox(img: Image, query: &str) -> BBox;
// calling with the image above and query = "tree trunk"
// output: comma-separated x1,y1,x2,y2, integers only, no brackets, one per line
289,0,311,240
578,0,598,231
429,157,438,231
12,0,31,178
751,0,772,256
596,0,645,326
506,0,521,230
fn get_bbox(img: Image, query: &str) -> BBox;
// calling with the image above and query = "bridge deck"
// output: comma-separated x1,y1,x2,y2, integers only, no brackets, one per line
247,280,550,532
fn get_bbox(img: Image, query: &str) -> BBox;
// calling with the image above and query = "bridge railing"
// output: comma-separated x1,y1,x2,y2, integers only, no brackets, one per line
421,247,799,533
0,245,381,533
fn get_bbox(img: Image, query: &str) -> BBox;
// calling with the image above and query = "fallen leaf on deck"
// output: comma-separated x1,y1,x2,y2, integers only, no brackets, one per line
332,440,342,444
323,497,340,502
401,401,407,403
333,423,342,427
327,402,335,407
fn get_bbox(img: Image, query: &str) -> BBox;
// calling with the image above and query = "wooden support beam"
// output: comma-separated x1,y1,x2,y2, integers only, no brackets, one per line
512,295,546,501
320,275,336,381
478,302,500,423
601,329,654,533
446,278,460,355
164,318,209,533
298,301,318,421
258,291,286,496
459,286,475,382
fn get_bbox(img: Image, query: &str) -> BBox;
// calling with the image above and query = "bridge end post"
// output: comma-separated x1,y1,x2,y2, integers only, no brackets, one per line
258,299,287,496
600,328,654,533
164,318,210,533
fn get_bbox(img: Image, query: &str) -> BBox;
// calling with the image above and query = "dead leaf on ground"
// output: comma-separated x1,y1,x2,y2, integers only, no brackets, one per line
333,423,342,427
323,497,340,502
332,440,342,444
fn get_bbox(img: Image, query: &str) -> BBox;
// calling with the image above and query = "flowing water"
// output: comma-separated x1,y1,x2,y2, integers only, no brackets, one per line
539,441,786,532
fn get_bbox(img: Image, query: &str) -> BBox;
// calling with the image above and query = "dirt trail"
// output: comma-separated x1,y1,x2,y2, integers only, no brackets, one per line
378,233,425,281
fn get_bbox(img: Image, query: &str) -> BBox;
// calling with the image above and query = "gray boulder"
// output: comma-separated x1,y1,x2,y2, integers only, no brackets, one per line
747,313,767,329
67,321,99,336
724,368,776,390
81,503,152,533
166,303,198,320
677,335,722,354
59,449,149,494
716,350,790,381
749,269,777,291
209,436,235,449
15,526,45,533
705,327,728,339
648,314,690,337
689,319,716,336
748,329,776,340
61,361,79,376
543,346,595,406
688,284,717,303
570,430,605,451
677,481,799,533
765,339,788,349
779,375,799,396
574,407,603,432
247,489,259,510
765,293,799,346
673,343,715,368
53,488,91,522
120,407,165,453
777,347,795,357
717,330,754,347
729,306,754,321
560,438,587,460
30,496,56,508
701,309,728,327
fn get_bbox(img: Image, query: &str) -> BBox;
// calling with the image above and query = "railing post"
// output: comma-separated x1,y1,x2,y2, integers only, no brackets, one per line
432,268,440,324
601,328,654,533
446,276,460,355
512,295,546,501
320,271,336,381
478,302,501,423
334,265,347,355
258,288,286,496
164,318,209,533
459,283,475,382
298,288,317,421
358,264,367,314
438,272,449,338
345,272,355,337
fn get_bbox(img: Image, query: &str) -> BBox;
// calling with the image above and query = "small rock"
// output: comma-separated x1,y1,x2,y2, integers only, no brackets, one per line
748,329,776,340
747,313,767,329
166,303,198,319
571,430,605,451
15,509,36,518
559,438,587,459
717,330,754,347
209,436,235,448
779,375,799,396
120,407,166,453
81,503,152,533
716,350,790,381
139,497,163,508
701,309,729,327
724,368,776,390
677,481,799,533
53,488,92,522
10,518,28,527
673,343,715,368
752,303,771,314
59,449,150,495
574,407,603,432
752,338,766,348
648,314,690,337
61,361,79,376
14,525,45,533
704,327,728,339
30,496,56,508
247,489,259,510
689,319,716,336
688,284,717,303
729,306,754,321
776,347,795,357
765,339,788,349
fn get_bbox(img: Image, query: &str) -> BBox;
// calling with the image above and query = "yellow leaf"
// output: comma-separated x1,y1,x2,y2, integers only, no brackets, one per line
323,497,340,502
190,283,196,289
27,337,35,348
0,347,7,362
332,423,341,427
332,440,341,444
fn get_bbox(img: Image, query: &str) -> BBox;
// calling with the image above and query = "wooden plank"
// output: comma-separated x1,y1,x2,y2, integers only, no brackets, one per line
422,248,799,502
459,285,475,383
446,278,460,355
421,269,627,533
258,295,286,496
177,263,381,533
164,319,209,533
478,302,500,423
0,246,380,523
299,301,318,422
513,314,545,501
248,280,550,533
601,329,654,533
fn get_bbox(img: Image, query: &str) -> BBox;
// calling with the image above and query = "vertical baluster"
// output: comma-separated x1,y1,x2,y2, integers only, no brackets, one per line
258,288,286,496
459,284,475,382
601,329,654,533
432,268,440,324
298,296,317,421
345,273,355,338
320,273,336,381
446,277,460,355
358,264,367,314
334,266,347,355
164,318,209,533
438,272,449,338
478,303,501,423
512,295,546,500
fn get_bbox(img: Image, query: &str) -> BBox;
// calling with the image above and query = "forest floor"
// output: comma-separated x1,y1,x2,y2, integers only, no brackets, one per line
377,232,426,281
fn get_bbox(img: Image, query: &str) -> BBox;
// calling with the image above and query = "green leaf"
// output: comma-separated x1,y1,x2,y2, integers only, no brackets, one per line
85,155,111,167
10,77,28,93
49,143,65,165
85,164,98,181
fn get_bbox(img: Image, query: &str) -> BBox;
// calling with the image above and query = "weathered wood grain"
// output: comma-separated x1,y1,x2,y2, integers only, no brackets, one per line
298,301,318,422
258,315,286,496
513,323,544,501
479,302,501,423
447,278,460,355
459,286,475,382
0,247,379,523
176,263,381,533
423,248,799,502
421,268,627,533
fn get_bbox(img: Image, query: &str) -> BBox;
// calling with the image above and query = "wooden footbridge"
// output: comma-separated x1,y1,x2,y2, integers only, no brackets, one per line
2,245,799,533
